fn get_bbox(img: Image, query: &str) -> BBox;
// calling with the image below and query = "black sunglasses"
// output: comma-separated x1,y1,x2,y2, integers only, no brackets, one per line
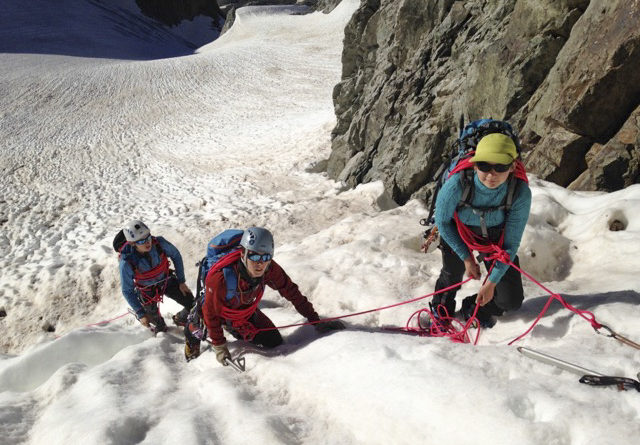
247,252,273,262
135,235,152,245
475,162,512,173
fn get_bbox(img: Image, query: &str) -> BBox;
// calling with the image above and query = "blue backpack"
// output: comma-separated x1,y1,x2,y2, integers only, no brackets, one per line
420,118,522,243
195,229,244,306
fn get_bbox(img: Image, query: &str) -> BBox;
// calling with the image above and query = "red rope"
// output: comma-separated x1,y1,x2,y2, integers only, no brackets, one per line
134,255,171,305
250,278,474,337
134,254,170,281
206,249,265,341
506,262,602,345
393,306,479,344
82,311,131,327
453,215,603,344
54,311,133,339
220,299,263,341
137,280,169,305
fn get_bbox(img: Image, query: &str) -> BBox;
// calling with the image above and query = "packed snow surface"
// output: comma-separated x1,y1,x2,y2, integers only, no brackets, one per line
1,1,639,444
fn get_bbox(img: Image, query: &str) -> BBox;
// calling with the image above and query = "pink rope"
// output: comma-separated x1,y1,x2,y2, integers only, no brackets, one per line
251,277,474,337
393,306,480,344
506,262,602,345
54,311,133,339
82,311,132,328
454,221,603,344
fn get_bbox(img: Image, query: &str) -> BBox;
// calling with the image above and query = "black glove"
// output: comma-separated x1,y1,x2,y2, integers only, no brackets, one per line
314,319,346,333
213,343,231,366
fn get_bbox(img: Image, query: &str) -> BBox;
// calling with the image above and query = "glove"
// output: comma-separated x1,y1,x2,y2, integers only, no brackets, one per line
138,314,151,327
213,343,231,366
314,319,346,333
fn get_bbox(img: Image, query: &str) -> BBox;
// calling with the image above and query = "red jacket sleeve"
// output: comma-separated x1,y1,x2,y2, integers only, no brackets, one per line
201,269,227,346
265,261,319,322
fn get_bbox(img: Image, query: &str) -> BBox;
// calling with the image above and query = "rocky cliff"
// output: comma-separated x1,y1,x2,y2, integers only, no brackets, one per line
135,0,225,27
328,0,640,204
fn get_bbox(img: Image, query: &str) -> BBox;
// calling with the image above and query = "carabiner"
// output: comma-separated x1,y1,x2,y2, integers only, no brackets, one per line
594,323,615,338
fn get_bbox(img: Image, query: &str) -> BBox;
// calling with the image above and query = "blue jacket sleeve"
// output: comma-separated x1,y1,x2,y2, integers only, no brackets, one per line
434,173,472,261
119,259,145,318
157,237,186,283
488,181,532,283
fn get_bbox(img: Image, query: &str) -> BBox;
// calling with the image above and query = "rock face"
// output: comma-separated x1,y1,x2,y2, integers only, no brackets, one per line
314,0,343,12
218,0,340,12
328,0,640,203
218,1,302,35
135,0,225,27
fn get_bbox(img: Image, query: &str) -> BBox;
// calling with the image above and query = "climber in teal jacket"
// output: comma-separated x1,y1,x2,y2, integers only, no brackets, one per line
432,133,532,328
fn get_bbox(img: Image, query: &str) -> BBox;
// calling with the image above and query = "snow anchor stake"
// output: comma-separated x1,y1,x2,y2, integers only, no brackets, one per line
518,347,640,392
518,347,604,377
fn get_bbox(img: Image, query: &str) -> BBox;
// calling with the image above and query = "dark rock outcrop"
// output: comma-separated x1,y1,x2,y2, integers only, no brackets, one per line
219,0,340,12
328,0,640,203
218,1,317,35
314,0,343,12
570,105,640,191
135,0,224,27
518,0,640,190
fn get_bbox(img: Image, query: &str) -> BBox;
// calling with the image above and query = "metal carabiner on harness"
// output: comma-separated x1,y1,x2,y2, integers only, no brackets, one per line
471,209,490,239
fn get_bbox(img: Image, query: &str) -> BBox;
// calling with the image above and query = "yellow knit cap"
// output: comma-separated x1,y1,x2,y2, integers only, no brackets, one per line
469,133,518,165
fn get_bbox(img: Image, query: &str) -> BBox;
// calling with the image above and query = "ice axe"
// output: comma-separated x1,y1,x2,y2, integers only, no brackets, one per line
224,356,246,373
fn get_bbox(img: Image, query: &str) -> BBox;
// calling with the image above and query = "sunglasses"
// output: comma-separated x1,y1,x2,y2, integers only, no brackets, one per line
475,162,512,173
135,235,152,245
247,251,273,262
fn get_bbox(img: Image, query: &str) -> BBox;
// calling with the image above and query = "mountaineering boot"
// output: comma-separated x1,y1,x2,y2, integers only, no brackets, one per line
461,295,496,329
430,295,455,320
184,340,201,362
172,308,189,327
427,302,452,329
152,315,168,333
431,302,453,320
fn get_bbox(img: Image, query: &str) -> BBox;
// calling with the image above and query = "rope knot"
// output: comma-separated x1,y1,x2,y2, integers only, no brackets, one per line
232,320,258,341
486,246,510,264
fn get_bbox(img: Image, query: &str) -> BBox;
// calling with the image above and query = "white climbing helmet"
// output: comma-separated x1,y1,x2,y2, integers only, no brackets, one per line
123,220,150,242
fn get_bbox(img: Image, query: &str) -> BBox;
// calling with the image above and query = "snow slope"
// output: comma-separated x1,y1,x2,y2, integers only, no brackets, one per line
1,1,640,444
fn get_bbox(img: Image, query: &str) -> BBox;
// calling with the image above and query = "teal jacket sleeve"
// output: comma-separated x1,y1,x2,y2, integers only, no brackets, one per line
434,173,472,261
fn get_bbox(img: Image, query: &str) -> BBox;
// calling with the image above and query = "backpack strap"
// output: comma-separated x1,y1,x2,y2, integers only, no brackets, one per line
195,256,208,307
204,248,243,302
458,168,475,209
222,266,238,302
456,172,522,239
504,174,518,213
